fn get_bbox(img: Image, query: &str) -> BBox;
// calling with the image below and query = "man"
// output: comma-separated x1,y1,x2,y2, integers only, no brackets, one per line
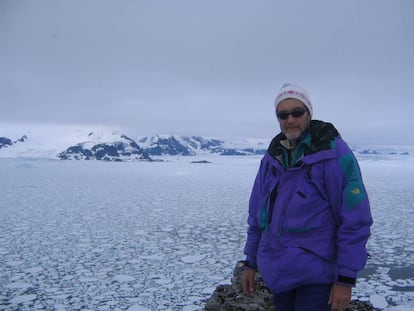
242,83,373,311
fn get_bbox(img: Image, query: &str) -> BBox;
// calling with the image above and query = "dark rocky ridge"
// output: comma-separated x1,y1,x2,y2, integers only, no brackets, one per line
0,135,27,149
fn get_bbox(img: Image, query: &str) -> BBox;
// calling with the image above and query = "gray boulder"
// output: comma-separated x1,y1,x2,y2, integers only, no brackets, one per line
204,261,373,311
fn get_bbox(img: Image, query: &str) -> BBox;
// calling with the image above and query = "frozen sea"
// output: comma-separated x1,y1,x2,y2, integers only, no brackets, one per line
0,154,414,311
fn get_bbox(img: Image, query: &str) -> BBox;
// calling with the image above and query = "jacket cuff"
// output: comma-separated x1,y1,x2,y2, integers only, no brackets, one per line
336,275,356,286
244,256,258,271
336,267,357,286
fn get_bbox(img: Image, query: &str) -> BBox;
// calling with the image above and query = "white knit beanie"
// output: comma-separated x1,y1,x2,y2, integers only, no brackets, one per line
274,83,313,118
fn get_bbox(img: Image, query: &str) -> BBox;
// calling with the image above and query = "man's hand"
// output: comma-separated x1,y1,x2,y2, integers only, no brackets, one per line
242,269,257,296
328,284,352,311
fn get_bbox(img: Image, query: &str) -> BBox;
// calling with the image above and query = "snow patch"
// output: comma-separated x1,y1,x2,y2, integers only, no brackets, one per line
6,282,33,290
10,294,37,304
370,294,388,309
126,306,152,311
384,304,414,311
112,274,136,283
180,254,207,263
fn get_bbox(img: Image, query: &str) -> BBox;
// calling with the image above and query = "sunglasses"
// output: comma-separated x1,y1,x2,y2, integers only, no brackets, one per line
276,108,307,120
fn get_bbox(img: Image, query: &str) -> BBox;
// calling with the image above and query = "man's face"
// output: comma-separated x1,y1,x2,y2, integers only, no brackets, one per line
276,98,311,142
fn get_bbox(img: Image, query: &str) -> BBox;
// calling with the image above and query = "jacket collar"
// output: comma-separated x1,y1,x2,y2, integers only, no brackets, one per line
268,120,340,167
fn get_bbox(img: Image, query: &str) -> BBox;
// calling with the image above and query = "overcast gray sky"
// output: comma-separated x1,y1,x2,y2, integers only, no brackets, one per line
1,0,413,145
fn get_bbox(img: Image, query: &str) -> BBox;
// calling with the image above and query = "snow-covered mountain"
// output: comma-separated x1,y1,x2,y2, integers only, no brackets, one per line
0,125,412,161
57,132,151,161
52,134,268,161
137,135,267,157
0,125,269,161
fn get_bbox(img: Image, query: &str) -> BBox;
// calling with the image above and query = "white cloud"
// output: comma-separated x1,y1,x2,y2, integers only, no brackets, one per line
1,0,413,144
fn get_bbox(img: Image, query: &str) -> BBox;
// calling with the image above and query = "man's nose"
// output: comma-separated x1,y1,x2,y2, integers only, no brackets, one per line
286,114,296,122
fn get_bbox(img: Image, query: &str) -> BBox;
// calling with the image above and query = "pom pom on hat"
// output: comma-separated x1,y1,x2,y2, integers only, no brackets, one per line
275,83,313,118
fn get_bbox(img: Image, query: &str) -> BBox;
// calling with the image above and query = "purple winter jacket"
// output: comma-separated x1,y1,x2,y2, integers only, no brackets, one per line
244,120,373,293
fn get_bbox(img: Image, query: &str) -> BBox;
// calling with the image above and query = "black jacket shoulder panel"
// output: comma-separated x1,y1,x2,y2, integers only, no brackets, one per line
306,120,340,154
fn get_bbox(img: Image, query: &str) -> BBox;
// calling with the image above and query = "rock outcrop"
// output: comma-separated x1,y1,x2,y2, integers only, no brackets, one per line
204,261,374,311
